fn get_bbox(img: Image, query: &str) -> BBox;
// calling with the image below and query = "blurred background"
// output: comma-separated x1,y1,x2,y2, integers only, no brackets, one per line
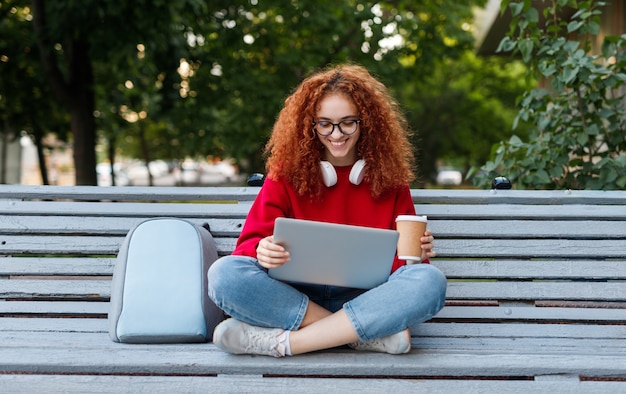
1,0,624,188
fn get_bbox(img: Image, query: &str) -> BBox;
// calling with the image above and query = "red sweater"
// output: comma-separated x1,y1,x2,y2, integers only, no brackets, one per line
233,165,417,273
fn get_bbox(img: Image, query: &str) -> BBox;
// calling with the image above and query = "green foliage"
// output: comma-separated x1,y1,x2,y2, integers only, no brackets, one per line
471,1,626,190
3,0,529,185
404,52,531,181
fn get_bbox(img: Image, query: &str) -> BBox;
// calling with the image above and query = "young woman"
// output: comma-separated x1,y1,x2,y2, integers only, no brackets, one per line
208,64,447,357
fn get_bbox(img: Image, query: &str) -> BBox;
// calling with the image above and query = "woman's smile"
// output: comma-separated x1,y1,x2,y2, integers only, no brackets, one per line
316,94,361,166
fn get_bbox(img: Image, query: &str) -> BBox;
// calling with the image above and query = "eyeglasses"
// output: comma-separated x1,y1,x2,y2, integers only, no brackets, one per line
312,119,360,136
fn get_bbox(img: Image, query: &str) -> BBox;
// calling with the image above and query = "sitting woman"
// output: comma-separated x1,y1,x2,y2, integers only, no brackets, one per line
208,64,447,357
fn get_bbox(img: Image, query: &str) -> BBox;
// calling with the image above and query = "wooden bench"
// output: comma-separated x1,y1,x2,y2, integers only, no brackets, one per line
1,185,625,393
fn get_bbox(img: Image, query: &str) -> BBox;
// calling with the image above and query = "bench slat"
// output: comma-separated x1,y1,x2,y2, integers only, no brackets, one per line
1,279,111,299
3,215,625,240
4,200,626,220
0,235,229,256
446,281,626,301
0,216,245,236
436,306,626,322
2,235,624,258
4,318,625,340
5,184,626,205
0,200,252,217
0,185,261,202
4,258,624,280
0,257,115,276
0,303,109,317
434,259,626,280
1,331,625,378
3,279,624,302
1,374,623,393
432,220,626,239
418,204,626,219
435,239,626,258
3,301,625,323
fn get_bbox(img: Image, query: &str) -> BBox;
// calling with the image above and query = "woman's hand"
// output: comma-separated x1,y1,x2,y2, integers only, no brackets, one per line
421,230,437,260
256,235,290,269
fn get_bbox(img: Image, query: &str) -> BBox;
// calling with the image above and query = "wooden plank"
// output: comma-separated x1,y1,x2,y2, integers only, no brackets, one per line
417,204,626,220
0,200,252,218
430,220,626,239
3,322,625,362
446,281,626,302
0,185,261,202
1,374,624,394
1,331,625,378
2,299,624,323
3,278,624,302
3,318,625,342
4,200,626,221
434,239,626,258
0,279,111,299
3,299,624,323
2,234,625,258
412,322,626,339
3,185,626,205
3,216,626,240
0,302,109,317
0,318,106,332
0,235,124,255
434,259,626,280
0,257,115,276
0,216,246,236
435,306,626,323
410,188,626,205
0,235,237,256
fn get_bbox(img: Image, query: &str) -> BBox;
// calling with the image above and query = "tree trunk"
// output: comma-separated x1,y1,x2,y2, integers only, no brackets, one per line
32,0,97,185
32,127,49,185
107,134,117,186
70,88,97,185
138,123,154,186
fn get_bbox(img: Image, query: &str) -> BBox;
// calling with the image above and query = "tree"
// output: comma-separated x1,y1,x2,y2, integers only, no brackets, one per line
28,0,208,185
471,0,626,189
0,0,70,185
184,0,499,178
400,52,531,183
4,0,529,186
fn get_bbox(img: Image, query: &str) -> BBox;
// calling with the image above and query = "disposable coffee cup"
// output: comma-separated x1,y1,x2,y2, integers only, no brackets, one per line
395,215,428,264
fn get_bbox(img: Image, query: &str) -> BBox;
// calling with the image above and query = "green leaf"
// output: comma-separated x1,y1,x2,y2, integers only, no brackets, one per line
534,169,551,183
562,67,579,84
509,2,525,17
524,8,539,23
585,21,600,35
518,39,534,63
497,37,516,53
509,135,524,146
567,21,584,33
538,62,557,77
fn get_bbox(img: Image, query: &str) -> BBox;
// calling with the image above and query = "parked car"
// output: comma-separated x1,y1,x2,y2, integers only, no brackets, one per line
96,163,130,186
436,169,463,186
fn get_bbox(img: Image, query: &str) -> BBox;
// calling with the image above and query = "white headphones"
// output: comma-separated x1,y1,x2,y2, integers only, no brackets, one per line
320,159,366,187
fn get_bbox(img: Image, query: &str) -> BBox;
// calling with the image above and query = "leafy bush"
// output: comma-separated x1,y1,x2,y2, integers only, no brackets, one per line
471,0,626,189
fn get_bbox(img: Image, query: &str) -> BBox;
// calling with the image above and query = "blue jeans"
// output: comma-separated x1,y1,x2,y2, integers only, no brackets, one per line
207,255,447,342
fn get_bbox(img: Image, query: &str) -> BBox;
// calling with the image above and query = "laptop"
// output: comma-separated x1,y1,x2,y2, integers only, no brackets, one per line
269,217,399,289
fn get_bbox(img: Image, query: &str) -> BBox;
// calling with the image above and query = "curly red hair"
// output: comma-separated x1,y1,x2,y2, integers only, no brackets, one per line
265,64,415,200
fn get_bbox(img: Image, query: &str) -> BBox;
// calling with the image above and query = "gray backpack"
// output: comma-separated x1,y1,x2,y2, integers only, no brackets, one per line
109,218,225,343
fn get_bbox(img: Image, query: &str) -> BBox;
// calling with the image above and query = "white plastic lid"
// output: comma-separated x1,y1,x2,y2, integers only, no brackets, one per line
396,215,427,222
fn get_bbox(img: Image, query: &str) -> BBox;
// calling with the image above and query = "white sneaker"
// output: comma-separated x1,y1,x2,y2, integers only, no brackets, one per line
213,318,288,357
349,329,411,354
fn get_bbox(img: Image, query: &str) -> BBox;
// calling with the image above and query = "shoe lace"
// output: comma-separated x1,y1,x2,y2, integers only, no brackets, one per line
246,329,286,357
